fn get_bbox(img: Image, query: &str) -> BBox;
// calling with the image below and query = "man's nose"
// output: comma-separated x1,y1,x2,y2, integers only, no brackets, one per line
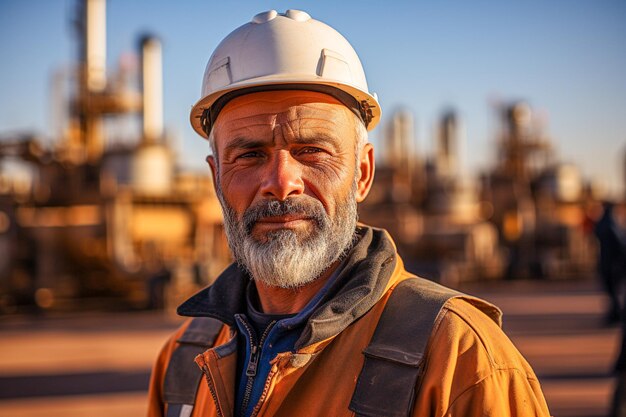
259,151,305,200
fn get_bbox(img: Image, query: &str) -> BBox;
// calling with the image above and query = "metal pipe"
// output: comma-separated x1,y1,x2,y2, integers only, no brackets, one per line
140,35,163,142
437,110,459,178
85,0,107,92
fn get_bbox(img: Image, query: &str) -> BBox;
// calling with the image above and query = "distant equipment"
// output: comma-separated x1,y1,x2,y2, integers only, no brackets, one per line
0,0,229,314
360,102,597,284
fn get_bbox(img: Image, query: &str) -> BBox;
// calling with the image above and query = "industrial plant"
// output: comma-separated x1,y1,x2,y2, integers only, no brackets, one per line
0,0,230,313
0,0,608,313
359,102,600,285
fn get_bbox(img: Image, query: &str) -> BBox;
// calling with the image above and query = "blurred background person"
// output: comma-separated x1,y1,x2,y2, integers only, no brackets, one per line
594,201,626,325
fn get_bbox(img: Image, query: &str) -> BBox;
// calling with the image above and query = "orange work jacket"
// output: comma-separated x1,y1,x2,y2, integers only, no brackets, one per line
147,226,551,417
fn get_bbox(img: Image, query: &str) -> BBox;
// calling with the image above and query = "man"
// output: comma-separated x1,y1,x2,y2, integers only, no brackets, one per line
594,201,626,324
148,10,551,417
594,202,626,416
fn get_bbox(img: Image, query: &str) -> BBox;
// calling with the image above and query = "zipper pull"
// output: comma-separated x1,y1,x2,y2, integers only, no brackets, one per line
246,345,260,377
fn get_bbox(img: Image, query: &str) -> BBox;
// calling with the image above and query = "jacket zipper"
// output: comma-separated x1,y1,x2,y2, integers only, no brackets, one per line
200,362,224,417
239,318,276,417
250,364,279,417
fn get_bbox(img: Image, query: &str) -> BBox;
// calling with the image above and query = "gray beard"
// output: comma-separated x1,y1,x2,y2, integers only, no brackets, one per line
216,185,358,289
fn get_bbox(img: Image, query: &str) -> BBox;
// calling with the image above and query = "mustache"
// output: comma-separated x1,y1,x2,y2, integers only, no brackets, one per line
243,198,328,233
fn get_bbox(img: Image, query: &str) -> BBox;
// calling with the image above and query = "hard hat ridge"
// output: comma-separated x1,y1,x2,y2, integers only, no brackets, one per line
190,9,381,139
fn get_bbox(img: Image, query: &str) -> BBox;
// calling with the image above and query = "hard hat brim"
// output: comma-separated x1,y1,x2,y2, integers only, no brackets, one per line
189,77,381,139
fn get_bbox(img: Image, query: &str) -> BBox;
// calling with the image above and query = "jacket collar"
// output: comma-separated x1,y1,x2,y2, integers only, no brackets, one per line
177,225,398,349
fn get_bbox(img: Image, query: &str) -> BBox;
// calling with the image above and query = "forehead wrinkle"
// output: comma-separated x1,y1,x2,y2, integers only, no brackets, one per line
278,107,353,129
214,113,277,151
221,121,275,136
217,112,278,131
282,103,351,121
290,107,355,138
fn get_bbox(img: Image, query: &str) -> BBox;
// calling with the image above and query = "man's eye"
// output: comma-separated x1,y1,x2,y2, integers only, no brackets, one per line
237,151,262,159
299,147,324,154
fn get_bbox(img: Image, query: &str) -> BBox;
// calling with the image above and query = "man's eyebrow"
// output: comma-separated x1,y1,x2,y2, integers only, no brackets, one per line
291,133,341,147
223,137,266,154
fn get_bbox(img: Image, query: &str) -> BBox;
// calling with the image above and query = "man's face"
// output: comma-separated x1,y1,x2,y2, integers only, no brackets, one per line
208,90,374,288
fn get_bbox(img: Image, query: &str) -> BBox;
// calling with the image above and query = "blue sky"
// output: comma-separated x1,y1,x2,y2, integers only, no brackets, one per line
1,0,625,195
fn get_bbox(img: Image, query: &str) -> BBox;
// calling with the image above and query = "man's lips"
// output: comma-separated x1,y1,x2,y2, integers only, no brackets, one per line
254,214,312,229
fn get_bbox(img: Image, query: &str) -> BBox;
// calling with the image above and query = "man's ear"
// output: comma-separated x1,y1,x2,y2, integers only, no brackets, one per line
207,154,218,192
355,143,375,203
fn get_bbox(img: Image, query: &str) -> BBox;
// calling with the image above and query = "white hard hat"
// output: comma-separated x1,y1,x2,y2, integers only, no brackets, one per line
190,9,381,139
